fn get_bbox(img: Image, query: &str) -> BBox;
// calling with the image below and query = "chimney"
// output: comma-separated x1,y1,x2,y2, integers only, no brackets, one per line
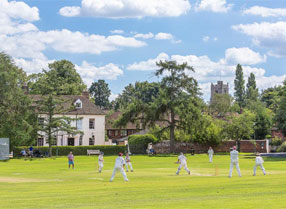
22,83,29,94
82,90,90,99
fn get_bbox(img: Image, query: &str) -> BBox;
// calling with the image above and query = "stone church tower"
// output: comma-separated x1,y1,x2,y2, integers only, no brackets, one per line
210,81,229,102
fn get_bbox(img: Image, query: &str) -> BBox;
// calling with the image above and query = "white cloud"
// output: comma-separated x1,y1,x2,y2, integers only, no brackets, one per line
214,37,218,41
127,52,285,100
233,21,286,57
243,6,286,17
109,93,119,102
134,32,154,39
76,61,124,86
127,53,169,71
13,58,54,74
154,33,173,40
0,0,39,22
59,0,191,18
203,36,210,42
224,47,267,65
110,29,124,34
195,0,233,13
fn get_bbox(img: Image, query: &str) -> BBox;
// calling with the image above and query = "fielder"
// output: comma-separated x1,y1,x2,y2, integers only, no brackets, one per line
98,152,104,173
125,153,133,172
208,147,214,163
176,152,191,175
253,153,266,176
229,146,241,178
110,153,128,182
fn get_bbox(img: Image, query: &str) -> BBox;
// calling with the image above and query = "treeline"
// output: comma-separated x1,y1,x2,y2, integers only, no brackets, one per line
1,51,286,152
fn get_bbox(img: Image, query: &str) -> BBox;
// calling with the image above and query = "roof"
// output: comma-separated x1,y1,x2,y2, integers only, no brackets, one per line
31,95,105,115
105,111,140,130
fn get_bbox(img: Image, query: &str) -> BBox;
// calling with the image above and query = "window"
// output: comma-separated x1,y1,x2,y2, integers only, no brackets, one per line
74,99,82,109
77,119,83,130
115,130,119,136
120,130,127,136
79,135,83,146
61,136,64,146
37,138,44,146
89,119,95,129
89,137,94,145
38,117,44,127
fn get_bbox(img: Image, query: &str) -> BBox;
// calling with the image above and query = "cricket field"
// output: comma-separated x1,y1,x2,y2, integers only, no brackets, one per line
0,154,285,209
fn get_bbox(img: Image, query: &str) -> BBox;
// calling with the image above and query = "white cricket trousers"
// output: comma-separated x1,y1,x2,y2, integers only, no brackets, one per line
98,162,103,172
253,163,266,175
110,167,128,181
126,162,133,171
209,154,213,163
177,163,190,174
229,161,241,177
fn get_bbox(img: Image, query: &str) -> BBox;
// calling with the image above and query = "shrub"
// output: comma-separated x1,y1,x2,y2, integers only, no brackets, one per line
270,137,282,146
277,141,286,152
128,134,158,154
265,135,272,139
13,145,125,157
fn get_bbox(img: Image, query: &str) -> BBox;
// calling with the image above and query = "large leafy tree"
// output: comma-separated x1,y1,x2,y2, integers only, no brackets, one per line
35,94,82,157
116,60,202,152
29,60,86,95
0,52,36,148
246,73,259,103
209,93,233,117
89,80,111,109
275,80,286,133
234,64,246,112
223,110,255,151
261,86,282,113
114,81,160,110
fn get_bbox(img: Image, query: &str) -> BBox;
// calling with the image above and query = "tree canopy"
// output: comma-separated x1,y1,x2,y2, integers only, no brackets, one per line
89,80,111,109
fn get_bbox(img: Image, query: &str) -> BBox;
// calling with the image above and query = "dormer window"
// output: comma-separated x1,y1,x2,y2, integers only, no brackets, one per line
74,99,82,109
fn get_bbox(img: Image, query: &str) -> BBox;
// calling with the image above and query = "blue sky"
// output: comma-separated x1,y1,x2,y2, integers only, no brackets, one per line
1,0,286,101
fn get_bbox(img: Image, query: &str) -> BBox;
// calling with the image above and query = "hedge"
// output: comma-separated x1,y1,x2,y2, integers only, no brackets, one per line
13,145,126,157
128,134,158,154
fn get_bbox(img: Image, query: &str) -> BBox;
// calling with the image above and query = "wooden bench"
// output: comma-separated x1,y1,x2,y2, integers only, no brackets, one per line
87,149,100,156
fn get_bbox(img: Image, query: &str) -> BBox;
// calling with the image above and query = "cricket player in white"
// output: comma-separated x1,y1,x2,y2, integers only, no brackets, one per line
253,153,266,176
110,153,128,182
208,147,214,163
98,152,104,173
176,152,190,175
229,146,241,178
125,153,133,172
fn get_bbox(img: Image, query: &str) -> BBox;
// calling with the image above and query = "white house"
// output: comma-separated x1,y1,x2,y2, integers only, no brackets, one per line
32,92,106,146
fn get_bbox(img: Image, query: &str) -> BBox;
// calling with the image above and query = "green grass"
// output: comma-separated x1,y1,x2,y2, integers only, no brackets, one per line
0,154,286,209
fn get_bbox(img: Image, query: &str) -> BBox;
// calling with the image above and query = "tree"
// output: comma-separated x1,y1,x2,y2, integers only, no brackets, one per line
246,73,259,104
114,81,160,110
115,61,202,152
35,94,82,157
0,52,36,149
261,86,282,113
89,80,111,109
275,80,286,133
246,101,273,139
209,94,233,117
29,60,86,95
223,110,255,151
234,64,245,112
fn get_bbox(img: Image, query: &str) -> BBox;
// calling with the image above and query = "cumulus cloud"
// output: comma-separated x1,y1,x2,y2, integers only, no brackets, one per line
134,32,154,39
59,0,191,18
224,47,267,65
127,52,285,100
243,6,286,17
195,0,233,13
232,21,286,57
76,61,124,86
13,58,54,74
155,33,174,40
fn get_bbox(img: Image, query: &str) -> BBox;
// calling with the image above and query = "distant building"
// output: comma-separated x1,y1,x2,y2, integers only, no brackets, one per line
31,92,106,146
210,81,229,102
